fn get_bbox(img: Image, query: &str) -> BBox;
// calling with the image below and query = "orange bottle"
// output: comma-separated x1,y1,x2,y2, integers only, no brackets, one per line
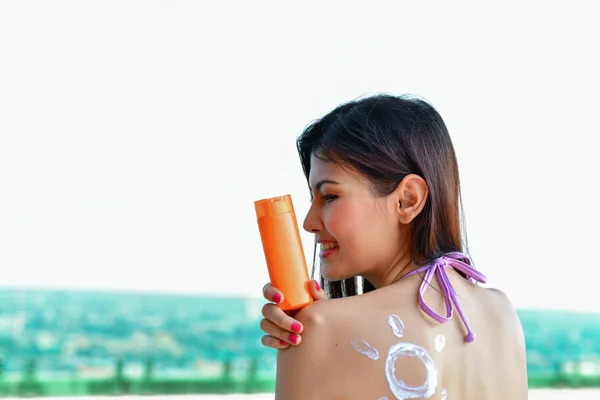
254,194,313,311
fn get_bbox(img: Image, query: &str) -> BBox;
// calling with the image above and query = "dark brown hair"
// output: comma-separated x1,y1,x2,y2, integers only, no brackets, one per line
297,94,468,299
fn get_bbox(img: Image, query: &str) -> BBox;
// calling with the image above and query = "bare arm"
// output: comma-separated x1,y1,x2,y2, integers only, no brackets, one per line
274,302,331,400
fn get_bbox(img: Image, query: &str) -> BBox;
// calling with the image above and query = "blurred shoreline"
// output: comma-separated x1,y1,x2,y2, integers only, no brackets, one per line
3,390,600,399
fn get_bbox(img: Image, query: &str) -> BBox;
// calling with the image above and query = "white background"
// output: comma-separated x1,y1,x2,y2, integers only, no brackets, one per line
1,1,598,311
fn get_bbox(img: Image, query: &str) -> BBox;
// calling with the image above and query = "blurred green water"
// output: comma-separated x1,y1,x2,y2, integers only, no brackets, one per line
0,287,598,396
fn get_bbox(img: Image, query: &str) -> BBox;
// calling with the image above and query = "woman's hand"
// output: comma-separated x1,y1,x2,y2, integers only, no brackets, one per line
260,280,328,349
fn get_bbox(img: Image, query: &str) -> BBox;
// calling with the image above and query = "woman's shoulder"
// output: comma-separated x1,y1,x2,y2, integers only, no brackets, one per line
481,286,527,344
292,278,527,362
293,277,523,339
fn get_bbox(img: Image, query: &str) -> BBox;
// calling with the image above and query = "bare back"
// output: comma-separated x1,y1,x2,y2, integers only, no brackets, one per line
287,269,528,400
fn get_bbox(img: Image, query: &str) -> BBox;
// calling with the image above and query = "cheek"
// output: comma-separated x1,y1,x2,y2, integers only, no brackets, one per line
325,202,399,255
323,202,369,244
322,203,348,236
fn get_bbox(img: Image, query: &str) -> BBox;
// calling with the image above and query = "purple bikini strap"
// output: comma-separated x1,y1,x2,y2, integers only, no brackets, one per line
401,251,488,343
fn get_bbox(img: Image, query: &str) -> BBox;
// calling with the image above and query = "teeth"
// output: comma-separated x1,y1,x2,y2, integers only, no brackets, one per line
321,242,339,250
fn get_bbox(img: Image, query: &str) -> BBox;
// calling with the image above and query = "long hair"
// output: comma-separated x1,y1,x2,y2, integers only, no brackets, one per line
297,94,469,299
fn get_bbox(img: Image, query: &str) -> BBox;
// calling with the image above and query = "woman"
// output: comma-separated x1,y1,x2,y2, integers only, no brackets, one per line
260,94,528,399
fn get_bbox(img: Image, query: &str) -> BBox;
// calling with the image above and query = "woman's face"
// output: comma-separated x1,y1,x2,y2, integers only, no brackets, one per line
303,154,409,283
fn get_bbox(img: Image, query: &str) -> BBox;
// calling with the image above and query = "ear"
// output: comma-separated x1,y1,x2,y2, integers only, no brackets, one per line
394,174,428,224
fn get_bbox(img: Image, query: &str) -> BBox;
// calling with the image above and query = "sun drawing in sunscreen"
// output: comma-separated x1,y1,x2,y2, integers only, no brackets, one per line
435,334,446,352
350,314,440,400
350,338,380,360
387,314,404,337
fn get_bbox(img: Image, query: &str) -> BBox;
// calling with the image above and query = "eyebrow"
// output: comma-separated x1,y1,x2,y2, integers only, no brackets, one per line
312,179,340,192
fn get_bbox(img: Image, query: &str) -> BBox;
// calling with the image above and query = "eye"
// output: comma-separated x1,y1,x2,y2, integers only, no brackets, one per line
321,194,338,203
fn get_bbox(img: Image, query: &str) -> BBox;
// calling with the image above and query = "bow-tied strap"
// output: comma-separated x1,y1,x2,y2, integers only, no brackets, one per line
401,252,488,343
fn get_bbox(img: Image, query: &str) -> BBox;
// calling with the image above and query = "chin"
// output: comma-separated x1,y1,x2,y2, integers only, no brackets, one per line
321,263,354,282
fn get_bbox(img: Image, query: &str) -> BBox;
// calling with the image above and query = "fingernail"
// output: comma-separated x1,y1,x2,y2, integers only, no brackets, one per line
314,280,320,291
291,322,302,333
272,293,282,303
289,334,299,344
280,340,289,346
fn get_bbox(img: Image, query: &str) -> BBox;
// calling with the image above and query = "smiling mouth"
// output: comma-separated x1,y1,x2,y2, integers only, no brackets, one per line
319,242,339,257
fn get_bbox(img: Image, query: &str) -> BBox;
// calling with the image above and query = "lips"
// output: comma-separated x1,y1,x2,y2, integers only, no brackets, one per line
319,241,339,258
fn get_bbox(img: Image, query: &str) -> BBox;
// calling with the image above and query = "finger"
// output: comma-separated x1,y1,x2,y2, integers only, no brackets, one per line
260,318,302,346
261,303,303,334
261,334,290,350
309,279,329,301
262,282,284,304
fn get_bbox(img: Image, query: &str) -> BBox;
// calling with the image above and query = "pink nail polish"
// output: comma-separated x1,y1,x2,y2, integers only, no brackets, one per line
280,340,289,346
314,281,321,291
273,293,282,303
289,334,299,344
291,322,302,333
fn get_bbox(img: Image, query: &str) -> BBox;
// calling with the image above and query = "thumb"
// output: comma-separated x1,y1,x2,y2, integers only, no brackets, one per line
309,280,329,301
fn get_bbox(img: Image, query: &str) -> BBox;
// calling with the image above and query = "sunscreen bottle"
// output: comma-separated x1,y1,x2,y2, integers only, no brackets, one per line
254,194,313,311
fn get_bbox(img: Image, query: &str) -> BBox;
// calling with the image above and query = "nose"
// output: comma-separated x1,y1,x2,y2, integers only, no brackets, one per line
302,202,322,233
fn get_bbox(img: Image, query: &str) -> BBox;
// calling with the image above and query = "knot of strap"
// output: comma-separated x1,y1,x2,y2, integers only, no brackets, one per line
401,251,488,343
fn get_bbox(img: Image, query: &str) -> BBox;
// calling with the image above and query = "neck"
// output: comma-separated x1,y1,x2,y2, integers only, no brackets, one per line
362,251,415,289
